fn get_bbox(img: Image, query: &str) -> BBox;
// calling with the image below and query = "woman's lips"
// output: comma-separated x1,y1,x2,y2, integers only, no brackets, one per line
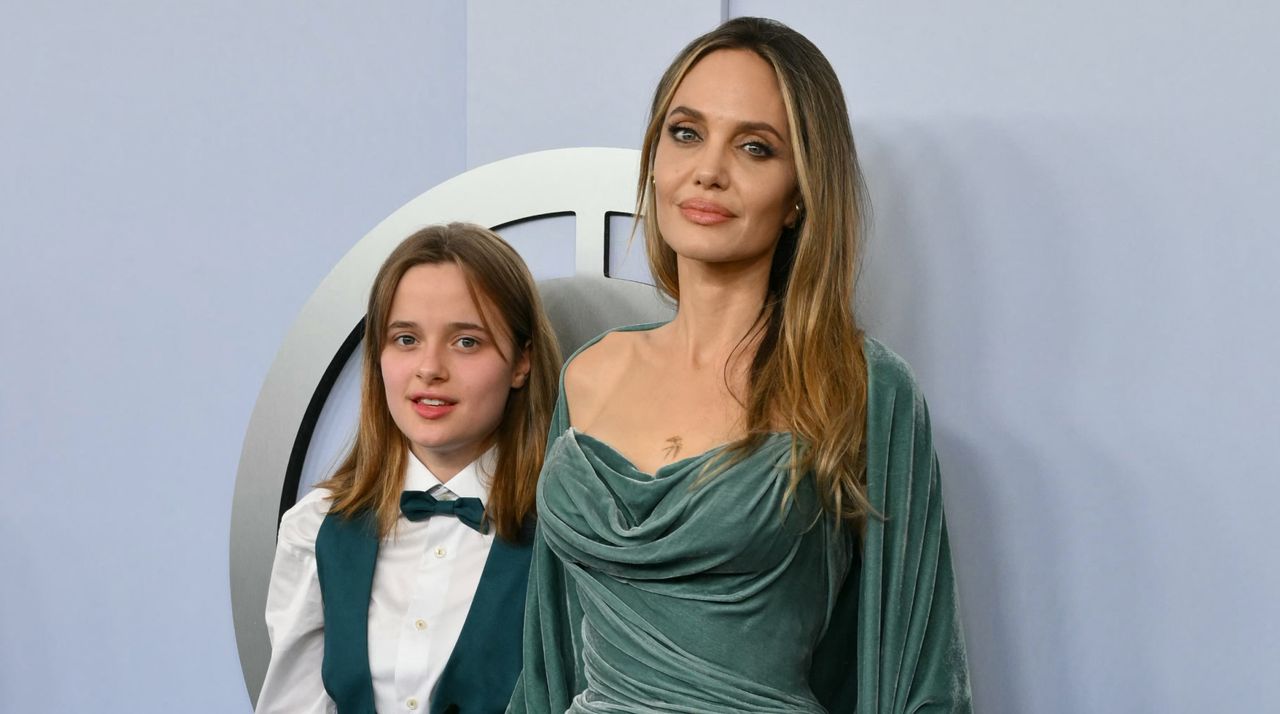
679,199,734,225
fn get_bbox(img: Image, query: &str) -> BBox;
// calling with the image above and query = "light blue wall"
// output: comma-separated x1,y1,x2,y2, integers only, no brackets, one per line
465,0,724,167
4,2,1278,712
1,3,465,711
727,2,1280,711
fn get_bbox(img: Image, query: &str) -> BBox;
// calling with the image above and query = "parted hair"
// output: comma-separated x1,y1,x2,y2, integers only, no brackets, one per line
319,222,561,542
637,17,873,522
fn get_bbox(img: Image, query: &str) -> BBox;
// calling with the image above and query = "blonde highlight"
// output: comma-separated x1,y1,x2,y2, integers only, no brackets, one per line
638,18,873,523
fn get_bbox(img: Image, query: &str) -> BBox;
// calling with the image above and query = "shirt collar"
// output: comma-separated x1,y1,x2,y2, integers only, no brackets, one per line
403,447,496,505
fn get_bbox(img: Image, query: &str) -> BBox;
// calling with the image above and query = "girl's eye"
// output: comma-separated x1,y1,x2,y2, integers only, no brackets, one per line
668,124,700,143
456,336,480,350
392,334,416,347
742,140,775,158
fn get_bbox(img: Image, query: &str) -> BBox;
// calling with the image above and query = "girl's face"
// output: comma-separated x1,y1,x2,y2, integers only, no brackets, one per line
380,262,530,480
653,49,800,270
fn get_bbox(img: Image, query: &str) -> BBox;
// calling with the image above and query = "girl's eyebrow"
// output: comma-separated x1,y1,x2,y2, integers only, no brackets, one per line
385,320,488,333
666,105,785,142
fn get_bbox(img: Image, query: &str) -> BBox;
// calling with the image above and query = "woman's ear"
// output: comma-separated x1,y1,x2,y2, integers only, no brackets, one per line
784,195,804,229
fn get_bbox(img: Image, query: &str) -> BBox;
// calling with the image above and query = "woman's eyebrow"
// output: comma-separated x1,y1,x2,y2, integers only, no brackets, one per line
666,104,705,121
666,105,785,142
736,120,784,141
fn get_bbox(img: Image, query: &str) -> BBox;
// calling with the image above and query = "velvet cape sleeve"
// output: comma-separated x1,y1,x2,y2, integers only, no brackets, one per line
809,338,973,712
506,386,585,714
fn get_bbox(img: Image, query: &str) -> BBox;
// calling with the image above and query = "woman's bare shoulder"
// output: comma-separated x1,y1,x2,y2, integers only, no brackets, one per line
564,329,646,424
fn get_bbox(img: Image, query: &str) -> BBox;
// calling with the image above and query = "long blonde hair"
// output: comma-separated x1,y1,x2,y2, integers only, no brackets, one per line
319,223,561,541
638,17,873,522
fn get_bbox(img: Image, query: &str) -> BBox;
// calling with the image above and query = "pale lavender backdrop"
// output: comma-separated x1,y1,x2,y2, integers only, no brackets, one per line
3,2,1277,712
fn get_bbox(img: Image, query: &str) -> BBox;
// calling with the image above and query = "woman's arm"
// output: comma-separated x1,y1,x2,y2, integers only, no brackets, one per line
506,378,588,714
812,339,973,713
505,531,586,714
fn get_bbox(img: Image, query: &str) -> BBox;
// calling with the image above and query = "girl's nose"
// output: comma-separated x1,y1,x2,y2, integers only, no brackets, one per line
415,346,448,382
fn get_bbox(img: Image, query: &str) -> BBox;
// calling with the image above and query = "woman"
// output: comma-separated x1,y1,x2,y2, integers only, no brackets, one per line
256,223,561,714
510,18,972,713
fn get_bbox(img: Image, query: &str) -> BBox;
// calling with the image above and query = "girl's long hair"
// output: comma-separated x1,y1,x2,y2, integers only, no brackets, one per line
318,223,561,541
637,17,873,522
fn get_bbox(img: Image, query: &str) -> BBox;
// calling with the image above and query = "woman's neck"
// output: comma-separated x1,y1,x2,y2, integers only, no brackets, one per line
663,253,773,369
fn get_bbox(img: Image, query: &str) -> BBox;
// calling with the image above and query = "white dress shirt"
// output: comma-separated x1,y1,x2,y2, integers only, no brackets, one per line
255,449,497,714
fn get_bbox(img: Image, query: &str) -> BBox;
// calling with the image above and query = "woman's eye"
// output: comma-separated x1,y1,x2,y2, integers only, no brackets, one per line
456,336,480,350
742,141,775,158
392,334,416,347
668,125,700,143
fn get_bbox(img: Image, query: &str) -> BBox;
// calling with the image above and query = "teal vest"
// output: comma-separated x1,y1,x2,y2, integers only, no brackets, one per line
314,510,534,714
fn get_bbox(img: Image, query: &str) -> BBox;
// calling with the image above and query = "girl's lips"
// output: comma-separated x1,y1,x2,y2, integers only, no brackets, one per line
412,399,456,419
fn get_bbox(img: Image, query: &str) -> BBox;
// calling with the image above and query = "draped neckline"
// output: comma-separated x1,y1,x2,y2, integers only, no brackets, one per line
559,321,792,480
567,427,790,481
540,422,806,583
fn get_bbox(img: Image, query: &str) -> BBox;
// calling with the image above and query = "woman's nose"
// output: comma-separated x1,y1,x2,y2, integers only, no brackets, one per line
693,147,728,189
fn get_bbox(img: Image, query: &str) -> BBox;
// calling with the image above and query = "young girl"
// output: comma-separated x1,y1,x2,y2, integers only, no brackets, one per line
256,223,560,714
510,18,971,713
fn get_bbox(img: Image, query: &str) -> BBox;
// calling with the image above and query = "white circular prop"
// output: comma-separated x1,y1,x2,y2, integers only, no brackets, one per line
229,148,657,702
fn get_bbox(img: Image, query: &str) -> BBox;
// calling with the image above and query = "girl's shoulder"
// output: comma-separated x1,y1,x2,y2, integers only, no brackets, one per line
275,487,334,555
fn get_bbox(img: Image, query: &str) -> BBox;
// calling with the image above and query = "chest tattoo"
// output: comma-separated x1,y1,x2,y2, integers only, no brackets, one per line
663,436,683,460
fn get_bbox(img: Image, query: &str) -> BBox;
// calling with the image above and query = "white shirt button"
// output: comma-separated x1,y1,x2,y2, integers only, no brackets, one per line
434,546,447,558
414,618,428,631
406,697,419,710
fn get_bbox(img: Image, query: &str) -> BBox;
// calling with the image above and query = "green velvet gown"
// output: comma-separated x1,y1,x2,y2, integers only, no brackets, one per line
508,327,972,713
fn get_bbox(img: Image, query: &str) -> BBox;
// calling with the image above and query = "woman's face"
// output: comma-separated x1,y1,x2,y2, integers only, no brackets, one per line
653,48,800,270
379,262,530,478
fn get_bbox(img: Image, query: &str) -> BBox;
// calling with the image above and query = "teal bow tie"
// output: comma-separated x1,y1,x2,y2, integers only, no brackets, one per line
400,492,487,533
